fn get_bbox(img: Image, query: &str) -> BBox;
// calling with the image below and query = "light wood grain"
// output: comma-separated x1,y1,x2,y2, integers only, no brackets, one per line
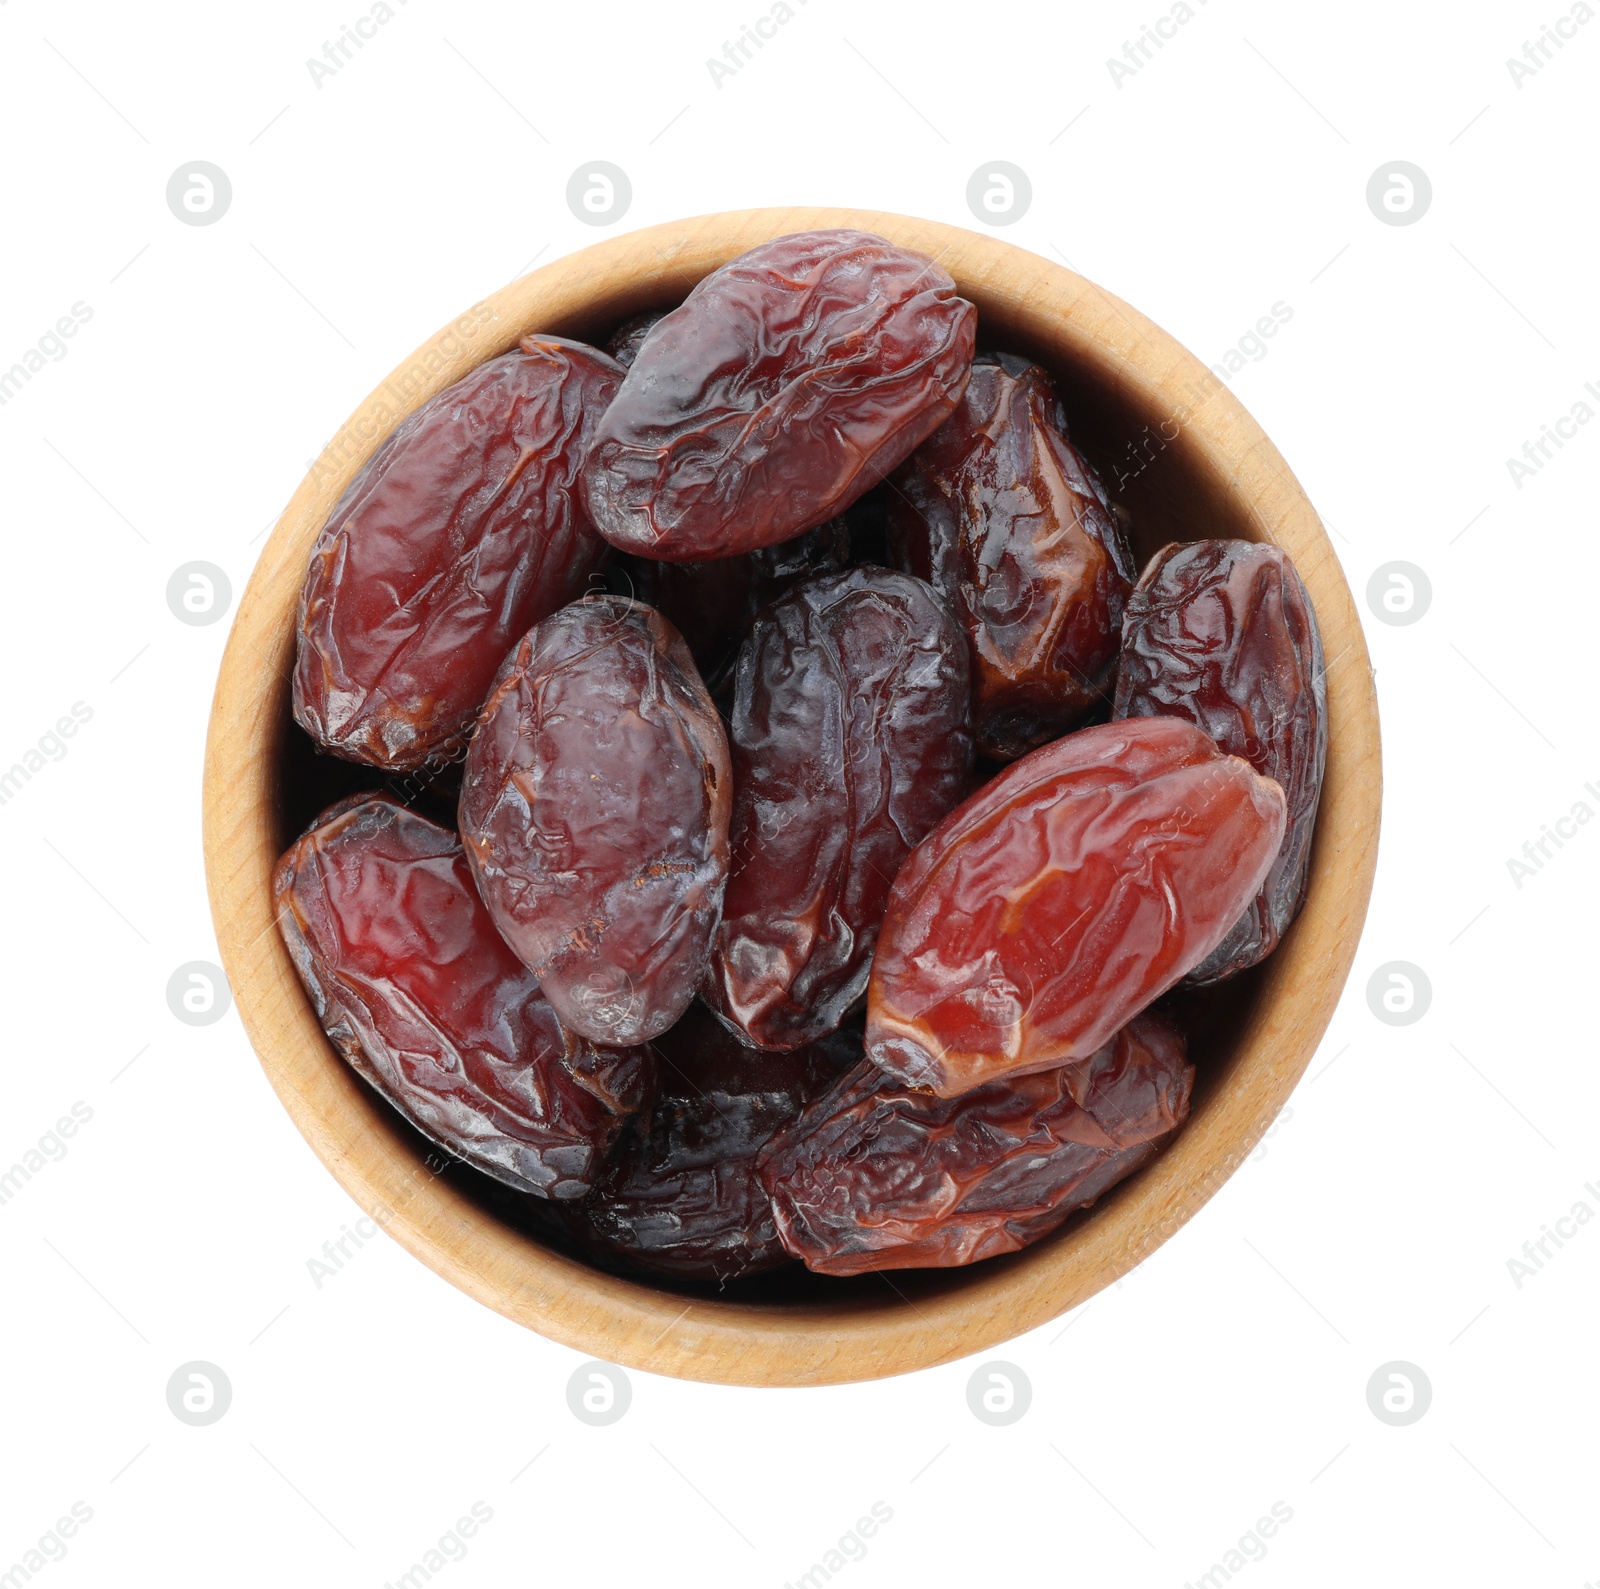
202,208,1381,1386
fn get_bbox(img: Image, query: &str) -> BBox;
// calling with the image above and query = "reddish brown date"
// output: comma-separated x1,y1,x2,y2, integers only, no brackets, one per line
292,337,623,770
1114,539,1326,982
576,1005,849,1282
618,518,849,700
273,796,655,1200
581,229,977,561
705,567,974,1051
759,1012,1192,1275
888,353,1134,761
606,311,666,369
460,597,732,1046
866,716,1286,1096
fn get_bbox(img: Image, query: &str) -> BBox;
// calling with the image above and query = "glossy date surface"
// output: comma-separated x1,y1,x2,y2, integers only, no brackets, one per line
577,1004,848,1282
888,353,1134,761
705,566,973,1051
292,337,623,770
760,1012,1192,1275
866,716,1286,1096
1114,539,1326,982
581,229,977,561
460,597,732,1046
273,796,655,1199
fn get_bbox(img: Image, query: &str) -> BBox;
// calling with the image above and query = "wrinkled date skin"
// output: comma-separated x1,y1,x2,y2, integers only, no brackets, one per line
760,1012,1192,1275
292,337,624,770
705,567,974,1051
576,1004,850,1282
619,518,849,700
606,311,666,369
1114,539,1327,982
582,229,977,561
460,597,732,1046
888,353,1135,761
866,716,1286,1096
273,796,655,1199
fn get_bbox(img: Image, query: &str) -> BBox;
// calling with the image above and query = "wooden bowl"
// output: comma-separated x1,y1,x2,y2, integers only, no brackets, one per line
203,208,1380,1386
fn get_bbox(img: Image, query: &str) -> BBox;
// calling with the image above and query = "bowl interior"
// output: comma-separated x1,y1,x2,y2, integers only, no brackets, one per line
211,209,1379,1383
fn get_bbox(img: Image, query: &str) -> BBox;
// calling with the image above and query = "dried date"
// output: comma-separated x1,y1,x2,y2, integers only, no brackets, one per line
888,352,1134,760
273,795,655,1199
705,566,974,1051
576,1004,849,1282
866,716,1286,1096
292,337,623,770
582,229,976,561
759,1012,1192,1275
606,310,666,368
460,596,732,1045
1114,539,1326,982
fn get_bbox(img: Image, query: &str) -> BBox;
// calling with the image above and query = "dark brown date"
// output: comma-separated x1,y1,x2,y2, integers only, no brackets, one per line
606,311,666,369
705,566,974,1051
759,1012,1192,1275
618,519,849,700
273,795,655,1199
1114,539,1326,982
576,1004,849,1282
460,596,732,1046
581,229,976,561
292,337,623,770
888,352,1134,761
866,717,1286,1096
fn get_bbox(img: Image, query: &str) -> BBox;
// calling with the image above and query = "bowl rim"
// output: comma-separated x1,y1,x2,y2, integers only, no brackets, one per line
203,206,1381,1387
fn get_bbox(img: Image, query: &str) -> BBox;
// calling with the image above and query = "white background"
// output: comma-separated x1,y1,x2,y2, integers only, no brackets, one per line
2,0,1597,1584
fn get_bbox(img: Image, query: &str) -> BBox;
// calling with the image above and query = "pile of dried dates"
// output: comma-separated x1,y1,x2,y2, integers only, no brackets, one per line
277,229,1327,1288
